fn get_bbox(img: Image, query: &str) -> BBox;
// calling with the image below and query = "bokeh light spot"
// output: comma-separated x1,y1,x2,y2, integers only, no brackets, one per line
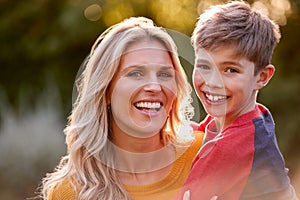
84,4,102,21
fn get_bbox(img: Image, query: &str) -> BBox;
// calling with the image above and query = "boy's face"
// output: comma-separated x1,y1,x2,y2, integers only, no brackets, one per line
193,45,261,126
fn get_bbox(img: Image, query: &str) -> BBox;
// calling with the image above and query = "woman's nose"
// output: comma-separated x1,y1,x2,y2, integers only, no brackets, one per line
143,82,162,92
143,76,162,92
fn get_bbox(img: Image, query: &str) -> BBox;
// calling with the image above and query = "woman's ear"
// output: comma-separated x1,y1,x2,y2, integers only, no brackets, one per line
106,93,111,105
106,83,112,105
255,64,275,90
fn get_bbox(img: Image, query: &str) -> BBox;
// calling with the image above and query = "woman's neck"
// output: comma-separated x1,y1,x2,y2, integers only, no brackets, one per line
110,138,176,173
111,128,164,153
110,127,176,184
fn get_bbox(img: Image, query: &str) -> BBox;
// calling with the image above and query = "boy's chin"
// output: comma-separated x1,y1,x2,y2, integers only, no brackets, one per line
203,105,227,118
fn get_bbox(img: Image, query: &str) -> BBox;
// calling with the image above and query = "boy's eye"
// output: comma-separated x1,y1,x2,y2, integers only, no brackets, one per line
196,64,210,70
225,68,238,73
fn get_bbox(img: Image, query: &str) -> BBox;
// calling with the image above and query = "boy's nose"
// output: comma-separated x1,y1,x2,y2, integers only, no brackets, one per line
204,71,223,88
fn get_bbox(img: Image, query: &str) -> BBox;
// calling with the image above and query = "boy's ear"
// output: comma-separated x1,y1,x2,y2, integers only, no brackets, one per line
255,64,275,90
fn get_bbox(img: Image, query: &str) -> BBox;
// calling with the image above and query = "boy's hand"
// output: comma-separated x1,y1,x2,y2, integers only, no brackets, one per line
182,190,218,200
183,190,190,200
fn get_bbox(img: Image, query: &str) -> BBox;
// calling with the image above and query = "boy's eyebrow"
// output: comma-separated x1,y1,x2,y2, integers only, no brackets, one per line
195,58,211,64
220,61,244,68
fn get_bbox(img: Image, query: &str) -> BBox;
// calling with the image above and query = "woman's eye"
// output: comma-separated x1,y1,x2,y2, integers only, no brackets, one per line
158,71,173,78
126,71,143,77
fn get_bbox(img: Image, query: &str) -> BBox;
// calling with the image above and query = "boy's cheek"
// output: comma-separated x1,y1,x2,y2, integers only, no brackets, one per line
192,71,203,96
193,70,203,85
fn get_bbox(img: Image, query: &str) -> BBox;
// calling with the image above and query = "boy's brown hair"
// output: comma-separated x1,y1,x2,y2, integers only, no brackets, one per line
192,1,281,75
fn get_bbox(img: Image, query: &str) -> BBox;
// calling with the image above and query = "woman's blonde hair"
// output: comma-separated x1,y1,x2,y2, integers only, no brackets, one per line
40,17,193,200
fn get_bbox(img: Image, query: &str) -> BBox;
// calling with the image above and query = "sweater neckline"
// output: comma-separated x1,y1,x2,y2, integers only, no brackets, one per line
124,144,188,194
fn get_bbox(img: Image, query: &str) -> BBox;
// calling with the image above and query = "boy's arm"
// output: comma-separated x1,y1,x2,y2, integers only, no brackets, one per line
239,106,299,200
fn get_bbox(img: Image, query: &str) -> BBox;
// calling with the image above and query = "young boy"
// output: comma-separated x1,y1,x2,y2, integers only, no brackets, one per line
176,1,298,200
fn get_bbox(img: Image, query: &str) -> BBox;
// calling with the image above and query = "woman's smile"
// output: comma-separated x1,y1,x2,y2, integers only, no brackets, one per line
134,101,163,113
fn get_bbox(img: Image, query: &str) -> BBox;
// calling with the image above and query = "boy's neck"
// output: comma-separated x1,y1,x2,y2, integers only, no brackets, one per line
214,103,257,131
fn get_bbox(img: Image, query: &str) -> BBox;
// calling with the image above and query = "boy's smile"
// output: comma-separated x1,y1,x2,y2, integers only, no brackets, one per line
203,92,227,103
193,45,262,128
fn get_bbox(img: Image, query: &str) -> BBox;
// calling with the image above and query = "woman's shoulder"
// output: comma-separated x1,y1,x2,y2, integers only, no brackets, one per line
193,130,204,149
180,130,204,160
194,130,204,142
48,177,76,200
191,130,204,150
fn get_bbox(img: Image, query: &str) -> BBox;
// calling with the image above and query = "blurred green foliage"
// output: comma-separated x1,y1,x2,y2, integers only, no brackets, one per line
0,0,299,199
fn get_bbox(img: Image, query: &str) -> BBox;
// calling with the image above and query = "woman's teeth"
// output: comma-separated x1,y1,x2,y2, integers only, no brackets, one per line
135,102,161,111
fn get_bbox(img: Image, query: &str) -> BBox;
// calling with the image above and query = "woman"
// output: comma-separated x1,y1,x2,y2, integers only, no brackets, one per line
40,17,203,200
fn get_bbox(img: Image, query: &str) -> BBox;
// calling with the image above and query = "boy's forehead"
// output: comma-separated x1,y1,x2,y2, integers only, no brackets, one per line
195,45,256,71
195,45,248,63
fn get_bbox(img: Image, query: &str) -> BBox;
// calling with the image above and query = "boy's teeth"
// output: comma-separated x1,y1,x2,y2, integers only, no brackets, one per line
206,94,226,102
135,102,161,109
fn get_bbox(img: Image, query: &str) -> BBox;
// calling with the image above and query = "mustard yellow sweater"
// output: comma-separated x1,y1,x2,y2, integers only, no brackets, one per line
48,131,204,200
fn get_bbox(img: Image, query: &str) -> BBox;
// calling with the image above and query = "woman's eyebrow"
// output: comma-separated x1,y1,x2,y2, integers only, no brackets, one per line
120,65,144,72
160,65,174,70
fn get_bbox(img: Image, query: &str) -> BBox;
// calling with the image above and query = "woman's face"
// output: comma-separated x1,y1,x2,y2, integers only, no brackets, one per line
107,40,177,140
